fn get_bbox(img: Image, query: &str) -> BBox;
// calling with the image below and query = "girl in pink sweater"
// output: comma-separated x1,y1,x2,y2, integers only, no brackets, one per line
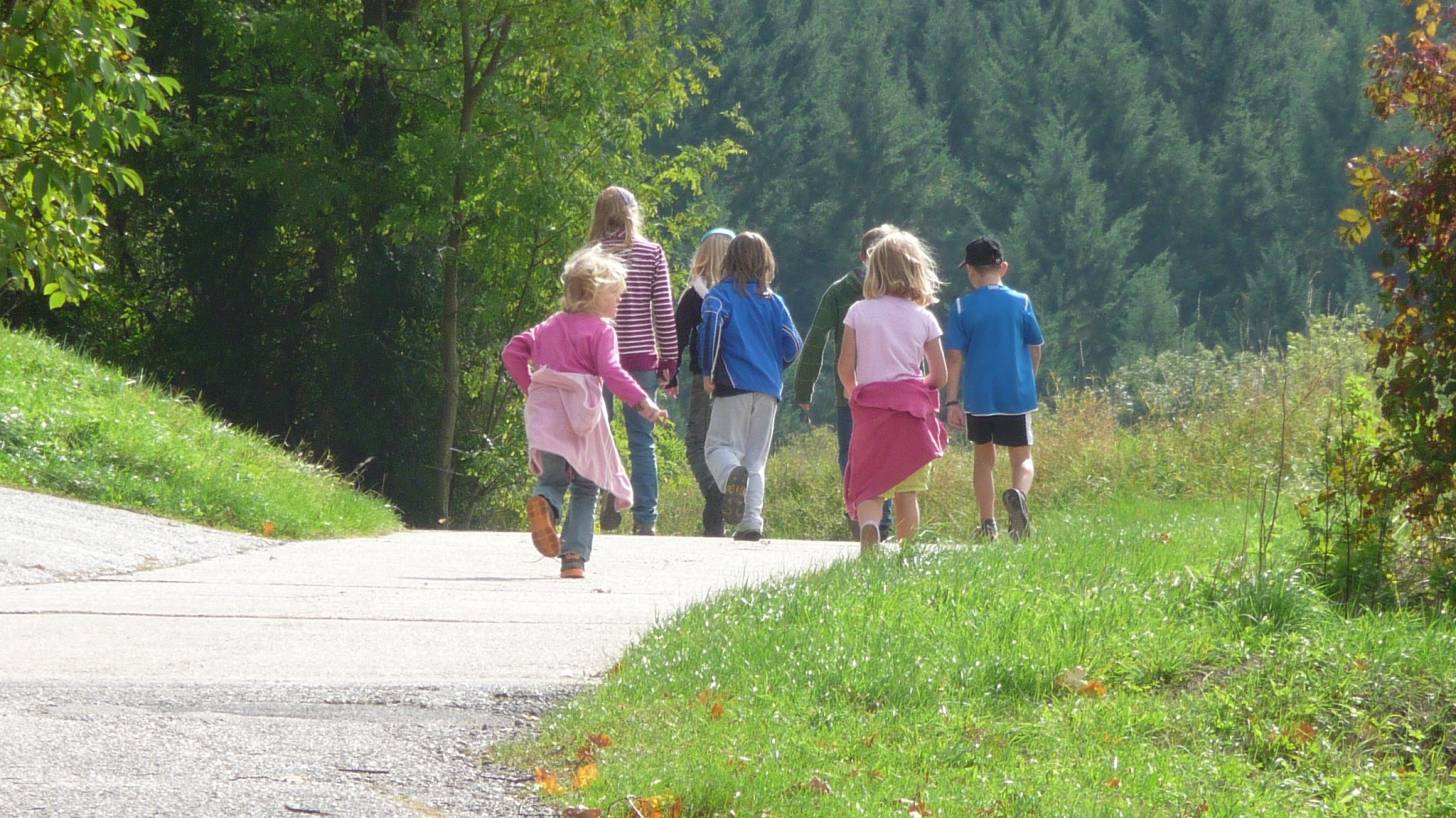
502,245,669,579
837,229,949,555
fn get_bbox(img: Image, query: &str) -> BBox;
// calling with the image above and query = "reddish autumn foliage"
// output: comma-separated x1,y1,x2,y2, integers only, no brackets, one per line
1344,0,1456,532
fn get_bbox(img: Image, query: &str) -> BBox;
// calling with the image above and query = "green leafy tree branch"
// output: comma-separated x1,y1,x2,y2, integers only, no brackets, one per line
0,0,177,305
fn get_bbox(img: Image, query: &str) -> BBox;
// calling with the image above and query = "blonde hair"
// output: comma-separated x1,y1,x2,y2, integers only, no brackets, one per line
560,244,628,314
690,232,732,287
587,186,641,247
723,232,777,295
860,223,897,258
864,229,942,306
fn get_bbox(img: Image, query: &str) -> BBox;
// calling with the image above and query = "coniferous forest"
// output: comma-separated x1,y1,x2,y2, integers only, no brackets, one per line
0,0,1419,525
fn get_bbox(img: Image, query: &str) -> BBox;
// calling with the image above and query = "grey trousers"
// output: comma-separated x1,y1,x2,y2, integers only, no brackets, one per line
704,391,778,533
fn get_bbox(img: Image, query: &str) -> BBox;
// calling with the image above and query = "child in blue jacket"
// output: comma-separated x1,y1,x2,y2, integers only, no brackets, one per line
698,231,803,541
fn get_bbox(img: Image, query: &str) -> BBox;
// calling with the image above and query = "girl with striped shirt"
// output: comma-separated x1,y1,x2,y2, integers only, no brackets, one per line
588,186,677,535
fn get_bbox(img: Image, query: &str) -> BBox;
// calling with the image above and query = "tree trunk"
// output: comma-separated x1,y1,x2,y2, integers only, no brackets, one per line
433,171,466,524
432,8,510,524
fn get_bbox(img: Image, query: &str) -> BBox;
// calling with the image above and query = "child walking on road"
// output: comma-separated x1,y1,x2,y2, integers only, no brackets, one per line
698,232,803,542
838,229,949,554
795,224,897,540
588,186,677,536
944,237,1044,541
671,227,735,536
503,245,670,579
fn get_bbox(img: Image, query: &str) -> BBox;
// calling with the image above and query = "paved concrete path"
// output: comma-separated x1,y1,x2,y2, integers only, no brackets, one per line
0,525,854,816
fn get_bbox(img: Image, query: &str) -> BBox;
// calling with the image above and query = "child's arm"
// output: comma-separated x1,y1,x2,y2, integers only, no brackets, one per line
501,327,537,393
945,350,966,431
650,245,679,386
597,326,671,424
595,325,650,406
698,292,728,397
1022,297,1045,377
923,337,948,391
668,288,701,393
793,290,836,410
776,298,803,367
836,325,858,399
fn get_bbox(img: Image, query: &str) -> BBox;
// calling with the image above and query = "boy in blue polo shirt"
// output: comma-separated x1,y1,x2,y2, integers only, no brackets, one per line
944,237,1044,541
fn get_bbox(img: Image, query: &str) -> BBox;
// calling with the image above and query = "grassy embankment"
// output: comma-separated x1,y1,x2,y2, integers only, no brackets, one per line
510,319,1456,816
0,327,399,539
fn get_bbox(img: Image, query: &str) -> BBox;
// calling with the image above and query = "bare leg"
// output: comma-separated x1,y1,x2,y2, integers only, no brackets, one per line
893,491,920,541
973,443,997,522
1009,446,1034,495
855,499,884,531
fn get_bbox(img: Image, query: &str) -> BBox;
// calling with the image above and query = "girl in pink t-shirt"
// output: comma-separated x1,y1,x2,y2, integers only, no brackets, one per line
837,229,948,553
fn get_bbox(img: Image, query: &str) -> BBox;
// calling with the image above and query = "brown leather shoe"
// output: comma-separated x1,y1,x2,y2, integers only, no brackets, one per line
633,521,656,536
559,552,585,579
526,496,560,557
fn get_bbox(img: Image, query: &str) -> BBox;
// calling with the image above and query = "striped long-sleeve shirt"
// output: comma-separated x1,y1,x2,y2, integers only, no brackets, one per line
606,233,678,376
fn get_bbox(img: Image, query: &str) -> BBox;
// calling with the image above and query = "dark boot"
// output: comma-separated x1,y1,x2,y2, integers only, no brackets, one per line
703,490,725,537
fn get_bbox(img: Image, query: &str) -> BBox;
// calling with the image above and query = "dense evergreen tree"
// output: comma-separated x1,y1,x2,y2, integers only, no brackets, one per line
678,0,1396,374
2,0,1408,526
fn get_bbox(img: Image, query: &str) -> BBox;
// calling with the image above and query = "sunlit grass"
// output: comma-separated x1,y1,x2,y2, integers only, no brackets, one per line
508,500,1456,816
504,320,1456,814
0,326,399,539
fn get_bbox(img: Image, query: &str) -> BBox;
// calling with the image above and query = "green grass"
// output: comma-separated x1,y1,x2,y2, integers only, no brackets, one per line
506,319,1456,814
0,327,399,539
509,498,1456,816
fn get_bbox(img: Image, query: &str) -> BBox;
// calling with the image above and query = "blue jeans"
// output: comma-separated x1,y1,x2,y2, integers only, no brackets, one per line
605,369,659,526
836,405,893,535
533,452,599,561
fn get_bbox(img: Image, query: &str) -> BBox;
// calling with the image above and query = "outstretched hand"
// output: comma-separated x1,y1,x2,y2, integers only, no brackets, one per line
637,400,671,425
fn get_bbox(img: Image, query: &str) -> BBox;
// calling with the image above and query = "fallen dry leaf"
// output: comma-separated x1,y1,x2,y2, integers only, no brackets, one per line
1105,777,1121,789
1054,666,1107,697
262,520,277,537
587,733,612,748
710,701,725,719
630,796,662,818
806,775,831,795
533,767,563,796
571,761,598,789
1054,666,1088,691
562,809,602,818
1295,721,1318,742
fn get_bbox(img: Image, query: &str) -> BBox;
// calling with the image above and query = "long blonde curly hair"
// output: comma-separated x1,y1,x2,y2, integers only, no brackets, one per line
560,244,628,314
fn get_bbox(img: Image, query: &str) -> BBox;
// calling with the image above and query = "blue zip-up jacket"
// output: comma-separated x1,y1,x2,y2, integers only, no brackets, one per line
698,279,803,399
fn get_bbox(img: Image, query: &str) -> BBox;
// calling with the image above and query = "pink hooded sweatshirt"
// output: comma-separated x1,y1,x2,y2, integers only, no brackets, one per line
844,378,948,516
503,312,647,512
523,368,633,510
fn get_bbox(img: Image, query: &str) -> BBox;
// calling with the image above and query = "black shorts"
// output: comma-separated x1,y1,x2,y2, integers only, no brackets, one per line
966,413,1033,447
